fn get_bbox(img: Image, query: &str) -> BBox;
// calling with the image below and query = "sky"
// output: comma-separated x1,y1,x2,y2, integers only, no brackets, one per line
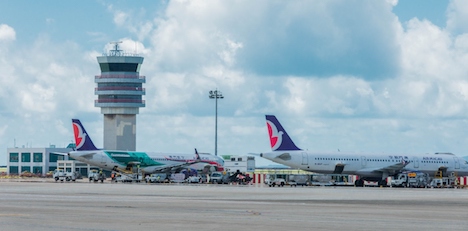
2,0,468,166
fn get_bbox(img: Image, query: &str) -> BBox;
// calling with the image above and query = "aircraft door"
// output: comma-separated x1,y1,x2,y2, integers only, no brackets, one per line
413,157,419,168
301,152,308,165
361,156,366,167
454,157,460,169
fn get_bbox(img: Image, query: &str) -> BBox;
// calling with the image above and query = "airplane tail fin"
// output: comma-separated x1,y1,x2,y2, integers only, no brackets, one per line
194,148,201,162
72,119,99,151
265,115,301,151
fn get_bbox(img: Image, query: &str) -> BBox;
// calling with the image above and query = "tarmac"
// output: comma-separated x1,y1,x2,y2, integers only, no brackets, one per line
0,179,467,231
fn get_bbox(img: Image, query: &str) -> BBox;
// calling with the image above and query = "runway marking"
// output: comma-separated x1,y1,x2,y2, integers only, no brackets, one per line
0,214,29,217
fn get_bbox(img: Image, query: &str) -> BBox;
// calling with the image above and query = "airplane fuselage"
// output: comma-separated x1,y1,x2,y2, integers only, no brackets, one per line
261,151,468,179
69,150,224,174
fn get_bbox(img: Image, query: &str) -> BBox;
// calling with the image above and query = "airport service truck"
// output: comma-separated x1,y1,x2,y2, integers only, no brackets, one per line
287,174,310,187
53,169,78,182
391,171,429,188
264,175,286,187
209,171,231,184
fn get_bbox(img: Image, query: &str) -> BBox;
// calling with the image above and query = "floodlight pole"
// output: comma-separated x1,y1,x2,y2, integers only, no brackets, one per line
209,89,224,156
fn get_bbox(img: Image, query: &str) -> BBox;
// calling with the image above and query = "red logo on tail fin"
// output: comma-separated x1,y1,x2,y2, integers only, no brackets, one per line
266,120,283,151
73,123,86,149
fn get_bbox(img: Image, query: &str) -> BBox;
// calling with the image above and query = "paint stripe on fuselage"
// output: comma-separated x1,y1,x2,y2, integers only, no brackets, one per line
104,151,163,167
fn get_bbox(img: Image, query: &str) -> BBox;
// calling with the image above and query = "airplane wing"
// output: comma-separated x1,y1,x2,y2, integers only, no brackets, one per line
68,151,98,159
356,159,410,176
51,151,97,159
151,149,202,173
77,152,98,159
375,160,409,174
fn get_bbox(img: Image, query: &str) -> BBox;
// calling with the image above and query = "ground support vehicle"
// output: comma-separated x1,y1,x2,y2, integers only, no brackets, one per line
88,170,106,183
429,172,459,188
265,177,286,187
390,171,429,188
231,173,252,185
115,173,142,183
287,174,310,187
145,173,167,183
53,169,78,182
209,172,231,184
186,175,201,183
170,173,186,183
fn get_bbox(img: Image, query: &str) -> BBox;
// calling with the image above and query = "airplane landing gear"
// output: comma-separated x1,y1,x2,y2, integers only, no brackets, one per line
378,180,387,187
354,179,364,187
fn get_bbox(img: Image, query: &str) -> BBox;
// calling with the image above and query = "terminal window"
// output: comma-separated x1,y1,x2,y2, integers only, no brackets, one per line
21,166,31,173
9,166,18,174
9,153,18,162
33,166,43,174
33,153,43,162
49,153,64,162
22,153,31,162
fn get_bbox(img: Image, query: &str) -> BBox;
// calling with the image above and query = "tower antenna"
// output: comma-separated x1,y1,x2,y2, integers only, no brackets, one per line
109,41,123,56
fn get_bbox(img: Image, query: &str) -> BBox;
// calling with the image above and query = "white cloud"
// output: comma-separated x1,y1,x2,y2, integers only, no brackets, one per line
0,24,15,42
20,83,56,113
113,10,128,27
147,0,401,79
446,0,468,34
281,76,374,116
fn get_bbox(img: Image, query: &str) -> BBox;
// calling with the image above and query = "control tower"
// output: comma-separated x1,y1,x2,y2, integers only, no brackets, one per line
95,42,145,151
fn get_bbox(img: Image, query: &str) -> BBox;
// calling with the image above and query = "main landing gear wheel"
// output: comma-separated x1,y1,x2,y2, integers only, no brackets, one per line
354,179,364,187
378,180,387,187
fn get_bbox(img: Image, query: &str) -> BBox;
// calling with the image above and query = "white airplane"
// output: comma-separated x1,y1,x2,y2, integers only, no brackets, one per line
68,119,224,174
260,115,468,186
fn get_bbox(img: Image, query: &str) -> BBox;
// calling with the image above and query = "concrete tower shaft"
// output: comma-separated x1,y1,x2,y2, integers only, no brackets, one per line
95,42,145,151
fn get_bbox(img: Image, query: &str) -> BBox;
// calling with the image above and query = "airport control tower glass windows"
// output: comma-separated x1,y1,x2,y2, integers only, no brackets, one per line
99,63,140,72
99,83,142,87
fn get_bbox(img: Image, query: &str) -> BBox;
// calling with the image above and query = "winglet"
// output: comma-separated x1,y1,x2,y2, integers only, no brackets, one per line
265,115,301,151
72,119,99,151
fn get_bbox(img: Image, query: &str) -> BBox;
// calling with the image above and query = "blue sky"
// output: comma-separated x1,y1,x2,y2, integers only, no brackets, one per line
3,0,468,166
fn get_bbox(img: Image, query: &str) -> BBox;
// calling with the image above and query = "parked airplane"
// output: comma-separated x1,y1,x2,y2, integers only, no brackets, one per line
260,115,468,186
69,119,224,174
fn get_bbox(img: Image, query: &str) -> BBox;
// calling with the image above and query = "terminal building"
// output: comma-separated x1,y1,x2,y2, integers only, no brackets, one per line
6,144,97,177
6,144,74,175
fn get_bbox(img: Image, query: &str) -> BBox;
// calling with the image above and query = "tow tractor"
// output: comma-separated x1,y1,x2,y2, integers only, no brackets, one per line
88,169,106,183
